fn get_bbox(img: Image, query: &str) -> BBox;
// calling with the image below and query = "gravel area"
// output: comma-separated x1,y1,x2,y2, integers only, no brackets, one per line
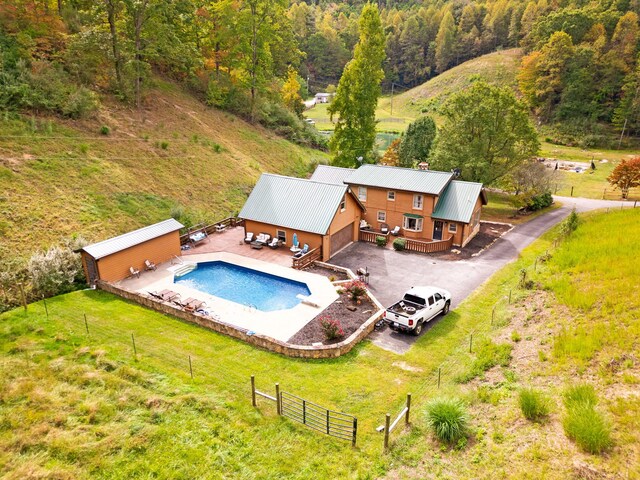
429,222,512,260
288,293,376,345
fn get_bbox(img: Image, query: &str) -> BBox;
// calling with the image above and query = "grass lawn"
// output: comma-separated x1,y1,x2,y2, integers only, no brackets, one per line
2,208,639,478
482,191,561,225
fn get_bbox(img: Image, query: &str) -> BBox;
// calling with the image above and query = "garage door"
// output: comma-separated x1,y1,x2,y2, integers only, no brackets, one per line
330,223,354,257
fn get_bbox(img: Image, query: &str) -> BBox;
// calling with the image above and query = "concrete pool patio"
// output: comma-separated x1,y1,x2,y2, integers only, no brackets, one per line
115,252,338,342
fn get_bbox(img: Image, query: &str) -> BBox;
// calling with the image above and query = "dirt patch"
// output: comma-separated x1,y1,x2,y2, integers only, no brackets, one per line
392,361,423,373
303,265,350,281
429,222,512,260
288,294,376,346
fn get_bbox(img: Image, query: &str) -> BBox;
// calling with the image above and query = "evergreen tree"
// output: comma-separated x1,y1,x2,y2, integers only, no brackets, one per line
328,3,385,167
435,10,456,73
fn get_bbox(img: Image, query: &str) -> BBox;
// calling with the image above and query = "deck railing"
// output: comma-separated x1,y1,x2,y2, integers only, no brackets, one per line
404,235,453,254
359,229,388,245
292,248,321,270
179,217,243,245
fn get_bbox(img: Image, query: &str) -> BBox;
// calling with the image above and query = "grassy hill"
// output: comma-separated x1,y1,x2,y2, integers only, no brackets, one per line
0,81,328,261
1,207,638,478
305,49,523,133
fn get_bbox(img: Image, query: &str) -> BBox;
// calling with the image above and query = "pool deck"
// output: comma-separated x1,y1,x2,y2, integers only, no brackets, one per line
116,252,339,342
182,226,294,267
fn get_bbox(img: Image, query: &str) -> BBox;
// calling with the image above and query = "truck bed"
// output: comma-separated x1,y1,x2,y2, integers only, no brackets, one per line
387,300,425,316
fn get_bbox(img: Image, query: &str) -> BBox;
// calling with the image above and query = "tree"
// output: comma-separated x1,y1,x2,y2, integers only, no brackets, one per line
505,159,556,208
430,81,539,185
328,3,385,167
398,116,436,167
435,10,456,73
381,138,401,166
281,65,303,117
607,157,640,198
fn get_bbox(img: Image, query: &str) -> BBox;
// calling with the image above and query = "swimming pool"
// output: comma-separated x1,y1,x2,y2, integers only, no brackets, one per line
174,261,311,312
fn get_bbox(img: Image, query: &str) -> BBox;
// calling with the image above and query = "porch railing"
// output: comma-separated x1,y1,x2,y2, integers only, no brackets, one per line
292,248,321,269
359,229,388,245
179,217,243,245
404,236,453,254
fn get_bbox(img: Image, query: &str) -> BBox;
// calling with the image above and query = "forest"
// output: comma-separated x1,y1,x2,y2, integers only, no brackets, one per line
3,0,640,141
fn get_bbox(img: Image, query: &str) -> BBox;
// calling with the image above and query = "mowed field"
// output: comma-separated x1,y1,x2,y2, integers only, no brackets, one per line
2,208,638,479
0,81,328,261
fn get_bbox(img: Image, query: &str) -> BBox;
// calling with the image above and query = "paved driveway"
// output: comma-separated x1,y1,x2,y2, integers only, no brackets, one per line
330,196,634,353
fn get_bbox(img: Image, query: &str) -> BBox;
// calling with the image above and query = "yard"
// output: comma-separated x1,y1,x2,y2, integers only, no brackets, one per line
1,209,639,478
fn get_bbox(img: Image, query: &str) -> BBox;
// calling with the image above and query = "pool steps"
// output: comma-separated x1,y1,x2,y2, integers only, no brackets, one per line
173,263,197,277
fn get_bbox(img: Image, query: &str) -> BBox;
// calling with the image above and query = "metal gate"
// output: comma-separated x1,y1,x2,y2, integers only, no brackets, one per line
280,391,358,446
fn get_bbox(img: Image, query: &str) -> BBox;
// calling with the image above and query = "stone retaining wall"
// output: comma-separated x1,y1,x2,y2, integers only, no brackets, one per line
97,281,385,359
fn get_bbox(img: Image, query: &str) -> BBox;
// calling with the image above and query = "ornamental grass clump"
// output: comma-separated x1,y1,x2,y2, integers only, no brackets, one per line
425,397,469,445
518,388,550,421
562,383,612,454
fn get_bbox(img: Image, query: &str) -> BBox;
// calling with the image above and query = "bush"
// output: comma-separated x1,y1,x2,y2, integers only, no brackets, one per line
343,280,367,302
527,192,553,211
376,235,387,247
27,243,85,298
519,388,550,421
160,141,169,150
392,238,406,251
563,403,612,454
319,316,345,341
425,398,469,444
560,209,579,236
100,125,110,135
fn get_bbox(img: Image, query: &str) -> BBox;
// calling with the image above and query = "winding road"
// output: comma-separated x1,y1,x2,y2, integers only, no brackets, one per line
331,196,636,354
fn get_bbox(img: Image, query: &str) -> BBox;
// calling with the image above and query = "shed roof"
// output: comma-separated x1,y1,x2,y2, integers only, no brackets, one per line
239,174,356,235
431,181,487,224
82,218,184,260
344,164,453,195
309,165,355,185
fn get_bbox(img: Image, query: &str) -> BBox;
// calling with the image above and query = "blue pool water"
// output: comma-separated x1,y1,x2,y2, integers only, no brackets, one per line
174,261,311,312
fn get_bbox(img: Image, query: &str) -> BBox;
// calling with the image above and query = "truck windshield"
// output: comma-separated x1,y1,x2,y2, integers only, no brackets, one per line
403,293,426,306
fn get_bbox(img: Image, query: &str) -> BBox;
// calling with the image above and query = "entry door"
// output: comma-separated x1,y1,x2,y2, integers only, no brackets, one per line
433,221,443,241
85,257,99,286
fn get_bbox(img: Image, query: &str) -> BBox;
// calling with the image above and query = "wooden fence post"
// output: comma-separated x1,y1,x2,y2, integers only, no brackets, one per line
438,367,441,389
84,314,89,335
42,296,49,320
18,283,27,311
509,290,512,304
405,394,411,425
251,375,256,407
352,418,358,447
276,383,281,415
570,186,574,197
534,257,538,272
131,333,137,359
491,306,495,325
469,334,473,353
383,413,391,451
188,355,193,379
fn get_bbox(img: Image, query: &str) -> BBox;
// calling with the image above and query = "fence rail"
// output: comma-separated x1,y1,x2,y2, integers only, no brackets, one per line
292,248,321,269
404,236,453,254
359,229,388,244
280,391,358,446
179,217,243,245
378,394,412,451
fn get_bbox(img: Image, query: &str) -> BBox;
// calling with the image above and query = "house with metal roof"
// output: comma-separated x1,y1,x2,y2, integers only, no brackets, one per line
239,174,364,261
81,218,184,285
311,164,487,247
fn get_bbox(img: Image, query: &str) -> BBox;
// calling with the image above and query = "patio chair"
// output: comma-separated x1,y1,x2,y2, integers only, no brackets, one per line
390,226,400,236
173,297,196,308
380,223,389,234
244,232,254,243
129,266,140,278
255,233,271,245
293,244,309,258
268,237,280,249
144,259,157,271
360,219,371,230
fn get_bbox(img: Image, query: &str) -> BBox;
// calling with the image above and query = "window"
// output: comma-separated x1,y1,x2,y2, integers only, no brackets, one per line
358,186,367,202
387,191,395,201
377,211,386,222
472,209,481,228
413,194,423,209
403,216,423,232
434,293,443,301
277,229,286,243
428,296,435,306
448,223,457,233
340,195,346,211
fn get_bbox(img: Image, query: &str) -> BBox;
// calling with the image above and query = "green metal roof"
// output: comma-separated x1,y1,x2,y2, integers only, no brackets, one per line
403,213,424,219
344,164,453,195
239,174,353,235
432,180,485,224
309,165,355,185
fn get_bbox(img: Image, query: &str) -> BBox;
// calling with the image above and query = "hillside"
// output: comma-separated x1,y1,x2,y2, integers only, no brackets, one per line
306,49,523,132
1,208,638,478
0,82,328,261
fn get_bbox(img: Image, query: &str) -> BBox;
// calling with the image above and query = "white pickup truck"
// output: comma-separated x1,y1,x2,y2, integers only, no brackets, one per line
384,286,451,336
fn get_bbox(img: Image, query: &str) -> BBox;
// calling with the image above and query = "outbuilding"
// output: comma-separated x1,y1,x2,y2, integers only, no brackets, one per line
81,218,184,285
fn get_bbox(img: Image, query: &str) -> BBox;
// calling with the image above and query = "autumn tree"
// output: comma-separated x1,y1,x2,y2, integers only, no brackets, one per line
381,138,401,166
328,3,385,167
281,66,303,117
430,81,539,185
435,10,456,73
607,157,640,199
398,116,436,168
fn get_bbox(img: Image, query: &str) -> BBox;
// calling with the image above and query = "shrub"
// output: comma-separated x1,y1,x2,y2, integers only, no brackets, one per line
160,141,169,150
527,192,553,211
560,209,579,237
100,126,110,135
27,244,84,298
426,398,469,444
519,388,550,421
563,403,612,454
563,384,598,409
375,235,387,247
343,280,367,302
392,238,406,251
319,316,344,341
511,331,521,342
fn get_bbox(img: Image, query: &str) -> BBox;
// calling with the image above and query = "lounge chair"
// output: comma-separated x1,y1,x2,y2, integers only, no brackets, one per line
244,232,254,243
255,233,271,245
173,297,196,308
185,299,207,312
268,238,280,249
144,259,157,271
293,244,309,258
390,226,400,236
161,290,180,302
380,223,389,234
129,266,140,278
